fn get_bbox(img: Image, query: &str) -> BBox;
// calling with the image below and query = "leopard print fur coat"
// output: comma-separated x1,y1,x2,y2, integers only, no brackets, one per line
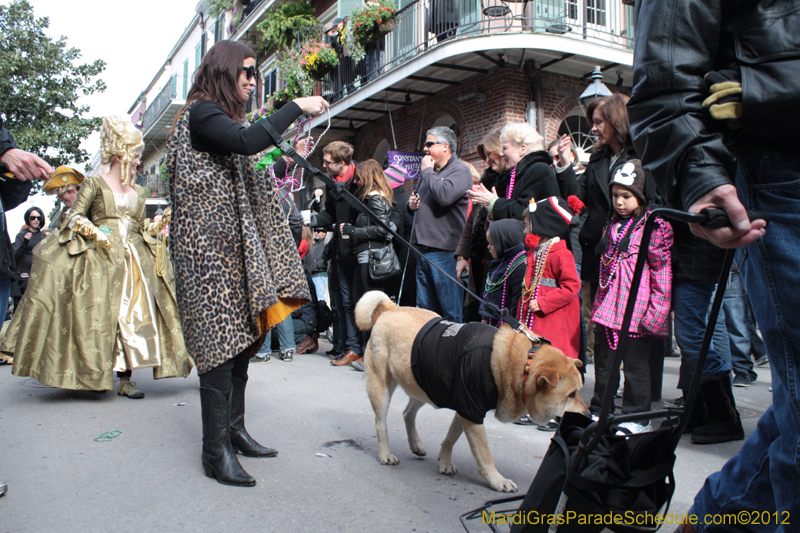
166,102,309,374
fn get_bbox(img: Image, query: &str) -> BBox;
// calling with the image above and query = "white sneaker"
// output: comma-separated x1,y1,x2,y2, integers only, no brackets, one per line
616,421,651,435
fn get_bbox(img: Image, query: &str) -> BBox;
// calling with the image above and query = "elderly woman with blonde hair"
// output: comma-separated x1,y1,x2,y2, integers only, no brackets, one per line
468,122,559,220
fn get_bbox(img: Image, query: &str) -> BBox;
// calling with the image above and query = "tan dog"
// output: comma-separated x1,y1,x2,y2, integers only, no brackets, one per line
355,291,588,492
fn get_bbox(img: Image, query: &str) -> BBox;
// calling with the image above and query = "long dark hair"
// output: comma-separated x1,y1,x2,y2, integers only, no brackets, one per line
586,93,630,154
183,41,255,122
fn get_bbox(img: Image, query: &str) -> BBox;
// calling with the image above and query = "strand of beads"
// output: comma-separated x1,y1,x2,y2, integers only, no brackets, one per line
271,111,334,201
505,165,517,200
270,115,313,195
598,217,635,289
606,327,644,350
483,251,526,294
289,109,332,189
520,237,559,328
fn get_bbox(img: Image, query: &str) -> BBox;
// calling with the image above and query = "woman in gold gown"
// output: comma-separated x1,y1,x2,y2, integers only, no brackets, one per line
5,116,192,396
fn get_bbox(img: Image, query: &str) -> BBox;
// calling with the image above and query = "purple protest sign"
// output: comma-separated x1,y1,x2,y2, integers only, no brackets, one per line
387,151,425,180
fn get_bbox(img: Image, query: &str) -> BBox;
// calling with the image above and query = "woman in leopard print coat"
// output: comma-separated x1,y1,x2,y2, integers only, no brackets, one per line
166,40,328,487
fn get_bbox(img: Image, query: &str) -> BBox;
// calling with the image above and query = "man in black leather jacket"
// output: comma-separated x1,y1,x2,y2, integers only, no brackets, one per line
628,1,800,530
0,113,51,499
0,115,50,320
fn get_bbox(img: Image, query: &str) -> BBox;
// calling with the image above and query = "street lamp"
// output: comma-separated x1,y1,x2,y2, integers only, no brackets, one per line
578,66,613,118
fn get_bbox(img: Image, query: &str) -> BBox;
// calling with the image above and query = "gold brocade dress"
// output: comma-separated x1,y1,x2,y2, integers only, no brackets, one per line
4,176,193,390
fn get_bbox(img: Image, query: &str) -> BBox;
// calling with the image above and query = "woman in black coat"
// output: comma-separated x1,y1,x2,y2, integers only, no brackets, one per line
468,122,559,220
340,159,394,295
13,207,49,307
577,93,637,287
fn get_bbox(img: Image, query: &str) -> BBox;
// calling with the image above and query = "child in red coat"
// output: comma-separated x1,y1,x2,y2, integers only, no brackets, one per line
518,196,584,360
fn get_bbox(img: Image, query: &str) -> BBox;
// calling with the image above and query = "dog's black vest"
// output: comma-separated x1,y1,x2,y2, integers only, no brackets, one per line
411,318,499,425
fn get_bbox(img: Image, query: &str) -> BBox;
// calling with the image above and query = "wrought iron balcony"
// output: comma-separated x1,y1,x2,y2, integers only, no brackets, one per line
134,171,169,199
140,74,187,158
315,0,633,106
231,0,268,35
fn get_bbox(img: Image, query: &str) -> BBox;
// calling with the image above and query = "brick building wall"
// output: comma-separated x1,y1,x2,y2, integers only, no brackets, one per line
350,67,626,177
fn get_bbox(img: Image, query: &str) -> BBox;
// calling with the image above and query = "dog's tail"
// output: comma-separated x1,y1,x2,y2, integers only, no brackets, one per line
355,291,395,332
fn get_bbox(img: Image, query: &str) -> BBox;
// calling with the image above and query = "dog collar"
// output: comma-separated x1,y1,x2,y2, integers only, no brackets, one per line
521,337,550,404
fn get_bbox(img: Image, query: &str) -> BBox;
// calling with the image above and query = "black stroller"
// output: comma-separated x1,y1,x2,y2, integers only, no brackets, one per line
460,207,765,533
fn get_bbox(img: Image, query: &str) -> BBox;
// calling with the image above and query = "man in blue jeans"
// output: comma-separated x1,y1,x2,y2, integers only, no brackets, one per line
1,113,53,499
724,256,768,387
669,224,743,445
408,126,472,323
629,0,800,530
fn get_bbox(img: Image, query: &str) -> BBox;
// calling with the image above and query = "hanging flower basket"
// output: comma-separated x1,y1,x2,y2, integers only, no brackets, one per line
378,18,396,34
299,42,339,81
265,93,291,111
344,1,399,53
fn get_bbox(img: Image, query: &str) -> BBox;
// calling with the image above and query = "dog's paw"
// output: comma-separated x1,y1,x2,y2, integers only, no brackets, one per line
379,454,399,465
490,478,518,493
410,442,427,457
438,461,457,476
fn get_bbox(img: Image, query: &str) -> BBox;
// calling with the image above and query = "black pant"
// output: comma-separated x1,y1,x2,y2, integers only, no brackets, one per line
329,259,346,352
359,262,386,294
591,326,653,415
199,347,252,395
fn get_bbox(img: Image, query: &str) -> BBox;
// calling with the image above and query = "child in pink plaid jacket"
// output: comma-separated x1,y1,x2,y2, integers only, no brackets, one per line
589,159,673,433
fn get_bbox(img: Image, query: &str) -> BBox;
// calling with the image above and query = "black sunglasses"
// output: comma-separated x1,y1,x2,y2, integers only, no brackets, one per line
241,65,255,80
424,141,441,148
29,215,42,220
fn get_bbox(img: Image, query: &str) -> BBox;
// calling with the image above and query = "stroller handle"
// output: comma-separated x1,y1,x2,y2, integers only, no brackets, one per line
655,207,770,228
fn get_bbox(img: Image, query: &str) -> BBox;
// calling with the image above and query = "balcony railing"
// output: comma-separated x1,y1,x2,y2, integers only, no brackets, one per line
231,0,268,35
135,172,169,198
316,0,633,105
143,75,178,133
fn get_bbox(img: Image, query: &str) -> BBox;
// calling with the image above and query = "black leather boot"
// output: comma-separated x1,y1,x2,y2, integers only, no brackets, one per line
230,377,278,458
200,386,256,486
691,375,745,444
681,389,708,434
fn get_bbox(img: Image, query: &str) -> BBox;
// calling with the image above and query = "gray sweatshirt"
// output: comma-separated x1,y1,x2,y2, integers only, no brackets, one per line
412,154,472,251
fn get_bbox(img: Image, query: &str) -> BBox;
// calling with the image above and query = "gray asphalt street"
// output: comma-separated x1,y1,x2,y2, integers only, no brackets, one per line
0,337,772,533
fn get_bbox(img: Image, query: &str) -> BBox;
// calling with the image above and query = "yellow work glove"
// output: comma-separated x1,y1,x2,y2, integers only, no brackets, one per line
703,66,742,128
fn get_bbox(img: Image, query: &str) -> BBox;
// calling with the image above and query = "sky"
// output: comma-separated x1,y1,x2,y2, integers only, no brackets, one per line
3,0,200,238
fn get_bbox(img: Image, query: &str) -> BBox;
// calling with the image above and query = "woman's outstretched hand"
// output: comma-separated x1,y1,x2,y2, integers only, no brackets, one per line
294,97,330,116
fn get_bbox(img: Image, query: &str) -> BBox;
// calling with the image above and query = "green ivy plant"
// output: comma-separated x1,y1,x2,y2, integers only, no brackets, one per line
257,2,320,53
207,0,234,19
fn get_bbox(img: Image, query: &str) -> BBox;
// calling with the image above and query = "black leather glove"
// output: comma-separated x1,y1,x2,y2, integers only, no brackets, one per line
703,65,742,128
340,223,354,239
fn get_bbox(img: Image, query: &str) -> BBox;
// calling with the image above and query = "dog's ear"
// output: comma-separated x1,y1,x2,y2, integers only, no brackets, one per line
536,369,562,390
572,358,583,369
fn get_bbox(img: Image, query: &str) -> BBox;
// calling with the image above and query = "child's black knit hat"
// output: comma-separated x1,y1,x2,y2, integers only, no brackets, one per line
608,159,654,207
